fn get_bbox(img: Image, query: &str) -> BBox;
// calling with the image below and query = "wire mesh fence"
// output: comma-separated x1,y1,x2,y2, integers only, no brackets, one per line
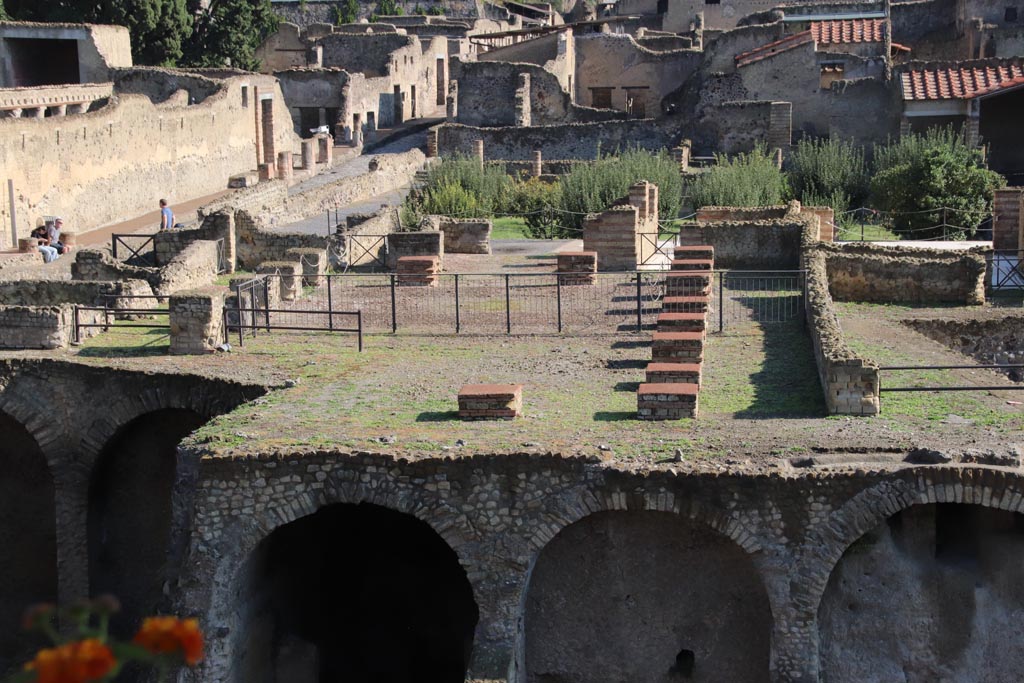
228,270,807,337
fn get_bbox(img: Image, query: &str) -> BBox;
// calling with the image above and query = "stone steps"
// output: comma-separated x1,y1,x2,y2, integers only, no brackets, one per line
638,254,715,420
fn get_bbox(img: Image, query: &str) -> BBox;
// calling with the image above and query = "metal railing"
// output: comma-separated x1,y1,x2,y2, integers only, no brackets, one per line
72,294,169,344
987,250,1024,293
226,275,363,350
237,270,806,336
879,364,1024,399
111,233,157,265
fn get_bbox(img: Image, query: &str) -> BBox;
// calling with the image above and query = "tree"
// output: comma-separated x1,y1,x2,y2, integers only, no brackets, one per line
4,0,192,66
183,0,279,71
0,0,8,20
870,129,1005,239
332,0,360,25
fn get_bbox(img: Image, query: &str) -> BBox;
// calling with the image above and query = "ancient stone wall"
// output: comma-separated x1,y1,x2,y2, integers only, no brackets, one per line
157,240,221,296
0,72,297,247
422,216,492,254
235,211,329,270
0,22,131,87
386,231,444,269
574,34,701,115
802,246,881,416
0,305,103,349
821,243,987,305
169,289,226,355
452,58,624,127
679,218,807,269
437,120,674,160
172,448,1024,683
320,33,417,77
902,313,1024,379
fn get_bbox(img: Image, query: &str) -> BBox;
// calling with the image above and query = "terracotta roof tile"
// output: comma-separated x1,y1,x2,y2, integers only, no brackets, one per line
901,63,1024,100
735,30,814,68
810,18,886,44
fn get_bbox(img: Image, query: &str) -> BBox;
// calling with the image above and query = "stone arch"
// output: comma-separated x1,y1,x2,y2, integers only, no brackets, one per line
0,381,75,463
0,409,57,675
520,485,764,557
78,380,258,468
519,507,773,683
799,469,1024,682
87,407,206,636
801,469,1024,615
233,500,480,683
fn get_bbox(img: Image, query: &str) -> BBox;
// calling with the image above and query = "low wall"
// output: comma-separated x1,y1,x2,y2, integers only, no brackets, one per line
0,279,153,307
169,289,226,355
821,243,987,305
155,211,235,272
235,211,330,270
386,231,444,270
0,305,104,349
695,206,788,222
422,216,492,254
903,313,1024,381
437,121,675,161
157,240,221,295
679,219,808,269
802,247,880,416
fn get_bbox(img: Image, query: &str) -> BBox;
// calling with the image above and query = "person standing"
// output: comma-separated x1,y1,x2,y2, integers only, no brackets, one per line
159,199,175,231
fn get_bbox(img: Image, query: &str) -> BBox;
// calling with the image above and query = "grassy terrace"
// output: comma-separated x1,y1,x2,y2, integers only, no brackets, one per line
57,305,1023,463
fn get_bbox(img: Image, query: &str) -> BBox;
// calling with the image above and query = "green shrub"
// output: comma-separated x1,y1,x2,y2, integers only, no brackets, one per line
786,138,868,213
688,147,788,208
422,156,513,215
870,128,1005,239
558,149,683,234
506,178,563,238
419,180,487,218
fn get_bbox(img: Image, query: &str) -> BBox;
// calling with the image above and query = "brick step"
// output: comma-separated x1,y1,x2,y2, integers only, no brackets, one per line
662,295,710,314
656,312,706,334
674,245,714,261
670,259,714,271
637,382,699,420
651,331,704,362
458,384,523,420
645,362,702,385
664,272,711,297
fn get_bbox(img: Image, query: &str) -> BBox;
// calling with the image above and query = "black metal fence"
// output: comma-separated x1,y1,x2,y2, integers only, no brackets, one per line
988,250,1024,294
878,365,1024,410
72,294,169,343
229,270,806,336
111,233,157,265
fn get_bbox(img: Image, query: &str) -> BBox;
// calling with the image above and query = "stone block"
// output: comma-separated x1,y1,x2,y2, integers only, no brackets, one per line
656,312,706,335
637,382,699,420
169,290,225,355
664,272,712,297
670,259,714,271
286,247,328,287
396,255,440,286
458,384,523,420
557,251,597,285
645,362,702,385
662,295,710,314
651,331,704,362
674,245,714,261
257,261,302,301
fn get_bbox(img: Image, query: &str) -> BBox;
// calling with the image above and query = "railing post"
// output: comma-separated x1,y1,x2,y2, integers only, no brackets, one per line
250,282,258,338
222,306,229,344
390,273,397,333
505,273,512,334
718,272,725,333
263,278,271,332
111,236,118,259
635,272,642,332
454,273,461,333
357,310,363,352
556,274,562,333
73,306,80,344
236,292,244,347
327,274,334,331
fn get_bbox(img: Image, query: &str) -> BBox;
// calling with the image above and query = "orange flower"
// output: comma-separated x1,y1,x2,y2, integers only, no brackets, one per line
24,638,116,683
133,617,204,665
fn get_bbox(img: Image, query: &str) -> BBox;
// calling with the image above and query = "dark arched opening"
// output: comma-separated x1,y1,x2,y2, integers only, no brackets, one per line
0,411,56,675
523,510,772,682
819,503,1024,682
87,408,205,635
238,502,479,683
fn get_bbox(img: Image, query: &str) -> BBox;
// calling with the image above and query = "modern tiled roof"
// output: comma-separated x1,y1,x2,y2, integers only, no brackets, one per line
735,30,814,68
811,18,886,44
901,63,1024,100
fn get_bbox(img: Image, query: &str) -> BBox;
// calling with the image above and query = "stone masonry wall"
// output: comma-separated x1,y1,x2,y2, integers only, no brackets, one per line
0,305,104,350
802,246,881,416
992,187,1022,252
174,449,1024,683
0,72,297,247
169,289,226,355
821,243,987,305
